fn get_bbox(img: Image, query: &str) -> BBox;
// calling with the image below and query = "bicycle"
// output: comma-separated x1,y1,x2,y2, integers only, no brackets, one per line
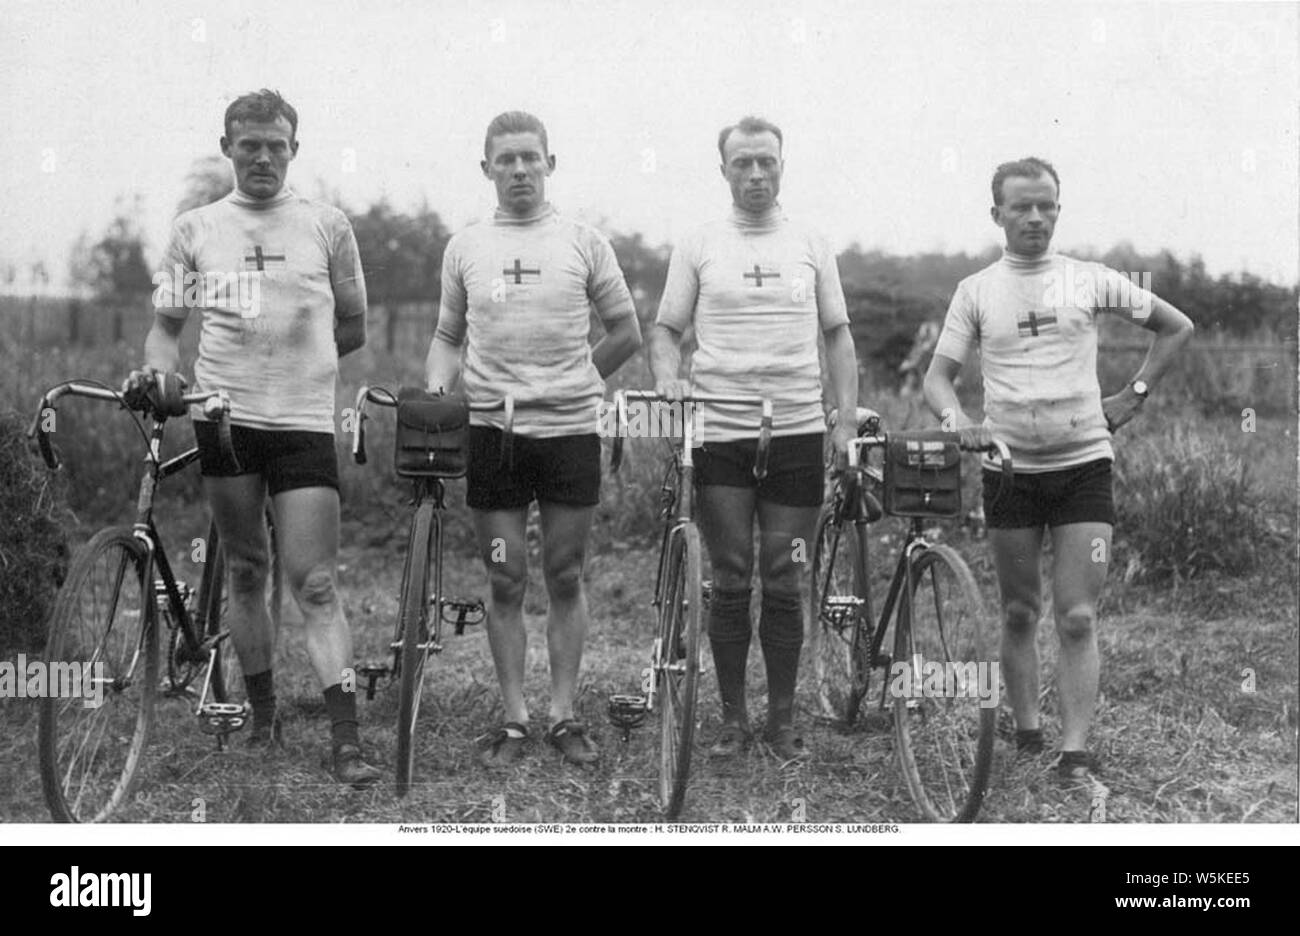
349,386,512,797
808,409,1012,822
606,390,772,820
29,374,281,822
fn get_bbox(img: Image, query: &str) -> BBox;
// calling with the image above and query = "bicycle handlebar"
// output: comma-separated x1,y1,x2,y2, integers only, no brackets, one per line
28,377,232,472
612,390,774,481
350,385,516,467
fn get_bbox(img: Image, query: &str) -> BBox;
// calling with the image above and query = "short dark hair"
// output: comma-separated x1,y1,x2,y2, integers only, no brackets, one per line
484,111,549,159
718,116,784,161
224,89,298,141
991,157,1060,206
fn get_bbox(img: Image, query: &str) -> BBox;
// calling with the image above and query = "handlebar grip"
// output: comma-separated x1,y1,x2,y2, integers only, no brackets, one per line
752,400,773,482
609,391,626,475
150,372,189,419
350,386,369,465
28,399,60,470
217,416,241,474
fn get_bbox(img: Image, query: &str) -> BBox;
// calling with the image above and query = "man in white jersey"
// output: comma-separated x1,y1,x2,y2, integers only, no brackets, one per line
651,116,860,761
426,112,642,767
925,157,1193,783
125,89,380,787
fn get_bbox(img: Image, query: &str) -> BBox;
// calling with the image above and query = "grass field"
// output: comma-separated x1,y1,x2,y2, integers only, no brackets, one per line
2,410,1295,825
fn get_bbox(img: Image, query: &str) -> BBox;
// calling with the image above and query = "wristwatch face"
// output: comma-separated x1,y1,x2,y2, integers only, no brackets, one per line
1132,380,1149,398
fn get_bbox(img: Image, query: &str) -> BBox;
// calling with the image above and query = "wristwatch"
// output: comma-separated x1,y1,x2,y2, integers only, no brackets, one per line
1130,379,1150,399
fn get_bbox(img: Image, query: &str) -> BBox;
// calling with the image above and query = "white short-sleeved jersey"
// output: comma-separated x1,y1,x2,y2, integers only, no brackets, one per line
935,250,1156,471
436,205,636,438
655,205,850,442
154,188,366,433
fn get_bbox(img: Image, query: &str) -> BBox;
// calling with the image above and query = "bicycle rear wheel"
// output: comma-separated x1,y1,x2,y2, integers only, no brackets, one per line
658,522,703,819
39,527,157,822
892,544,995,822
395,502,435,797
809,505,872,726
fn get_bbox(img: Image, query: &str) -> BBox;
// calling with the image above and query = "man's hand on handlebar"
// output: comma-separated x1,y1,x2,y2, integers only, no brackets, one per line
654,378,692,402
956,424,996,453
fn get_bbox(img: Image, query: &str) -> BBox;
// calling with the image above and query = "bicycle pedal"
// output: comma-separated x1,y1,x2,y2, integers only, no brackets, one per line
823,596,865,629
198,701,249,735
608,694,648,741
441,597,486,635
356,662,390,701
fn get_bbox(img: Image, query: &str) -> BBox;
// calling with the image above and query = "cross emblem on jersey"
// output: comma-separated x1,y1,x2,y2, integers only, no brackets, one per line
502,259,541,285
243,246,286,271
1017,309,1059,337
743,264,781,287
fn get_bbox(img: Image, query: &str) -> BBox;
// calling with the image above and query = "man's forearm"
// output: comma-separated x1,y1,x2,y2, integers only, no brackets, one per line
426,335,463,393
335,315,366,358
649,325,683,386
824,325,859,417
592,317,643,379
144,317,184,373
923,360,972,428
1133,302,1195,390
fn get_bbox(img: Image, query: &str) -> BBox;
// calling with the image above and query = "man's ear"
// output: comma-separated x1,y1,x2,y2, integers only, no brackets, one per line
989,205,1003,227
546,153,556,174
220,136,232,158
481,159,490,179
289,138,300,158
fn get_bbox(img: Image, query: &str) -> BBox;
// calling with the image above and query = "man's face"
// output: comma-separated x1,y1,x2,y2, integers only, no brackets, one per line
482,131,555,217
992,173,1060,257
720,130,783,213
221,116,298,199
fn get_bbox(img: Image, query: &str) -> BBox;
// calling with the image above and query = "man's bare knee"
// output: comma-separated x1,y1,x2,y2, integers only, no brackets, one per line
1003,599,1040,634
293,564,338,610
544,560,584,602
1056,604,1097,643
226,552,269,596
488,566,527,608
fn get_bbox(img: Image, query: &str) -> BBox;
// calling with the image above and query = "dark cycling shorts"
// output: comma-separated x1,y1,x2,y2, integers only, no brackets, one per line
194,422,339,494
466,427,601,511
983,458,1115,529
694,432,824,508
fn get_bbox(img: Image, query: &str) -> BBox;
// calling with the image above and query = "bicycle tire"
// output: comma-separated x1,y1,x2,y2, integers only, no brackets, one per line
659,522,703,819
809,504,872,726
892,543,995,822
395,501,435,797
38,526,157,822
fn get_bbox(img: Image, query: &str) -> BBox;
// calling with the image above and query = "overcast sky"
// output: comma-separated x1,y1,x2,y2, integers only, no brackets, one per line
2,0,1296,291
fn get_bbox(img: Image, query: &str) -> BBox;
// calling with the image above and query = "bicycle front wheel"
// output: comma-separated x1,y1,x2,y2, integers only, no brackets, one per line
658,522,703,819
396,502,435,797
197,523,244,704
39,527,157,822
809,505,872,726
892,544,995,822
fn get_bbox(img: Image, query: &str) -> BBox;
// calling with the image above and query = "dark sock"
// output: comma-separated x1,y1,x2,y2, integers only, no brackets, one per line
244,669,275,729
1016,728,1044,753
759,590,803,729
323,683,359,749
707,587,752,727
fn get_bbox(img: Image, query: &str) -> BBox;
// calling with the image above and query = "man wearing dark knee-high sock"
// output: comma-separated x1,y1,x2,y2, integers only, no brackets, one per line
650,116,860,759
